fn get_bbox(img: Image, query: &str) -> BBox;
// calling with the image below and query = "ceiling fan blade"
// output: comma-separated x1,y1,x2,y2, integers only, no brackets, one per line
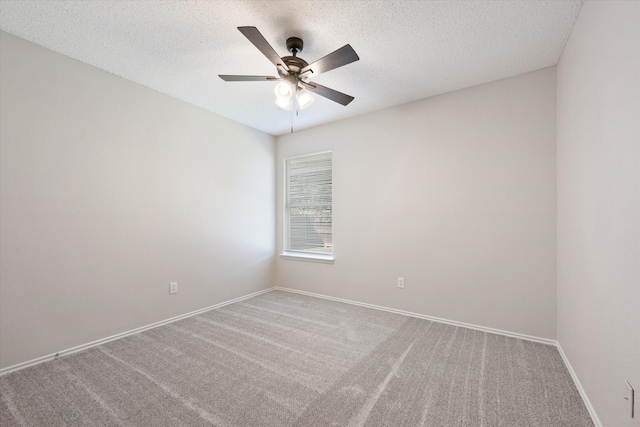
238,26,289,74
219,75,280,81
299,80,354,106
300,44,359,76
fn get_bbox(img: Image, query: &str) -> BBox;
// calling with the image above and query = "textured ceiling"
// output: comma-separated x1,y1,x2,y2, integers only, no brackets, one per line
0,0,583,136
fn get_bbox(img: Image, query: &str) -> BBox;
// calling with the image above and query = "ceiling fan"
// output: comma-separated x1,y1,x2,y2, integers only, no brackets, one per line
219,26,360,110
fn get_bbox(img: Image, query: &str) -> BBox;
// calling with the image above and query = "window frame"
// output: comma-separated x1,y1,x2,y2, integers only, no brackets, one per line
281,150,334,263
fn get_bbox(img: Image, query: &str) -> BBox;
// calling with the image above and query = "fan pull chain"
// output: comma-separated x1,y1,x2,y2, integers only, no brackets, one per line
291,90,299,133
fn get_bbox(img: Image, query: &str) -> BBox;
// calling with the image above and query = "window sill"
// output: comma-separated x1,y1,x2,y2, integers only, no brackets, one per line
279,252,335,264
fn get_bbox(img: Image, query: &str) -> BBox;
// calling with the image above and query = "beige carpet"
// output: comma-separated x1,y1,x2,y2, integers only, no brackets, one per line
0,291,593,426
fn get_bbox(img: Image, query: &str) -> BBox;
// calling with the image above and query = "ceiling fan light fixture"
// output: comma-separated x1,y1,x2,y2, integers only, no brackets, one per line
275,96,292,110
275,82,293,100
296,89,314,109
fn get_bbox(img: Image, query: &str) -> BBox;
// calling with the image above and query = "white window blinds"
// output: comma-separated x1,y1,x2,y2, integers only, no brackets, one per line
285,152,332,255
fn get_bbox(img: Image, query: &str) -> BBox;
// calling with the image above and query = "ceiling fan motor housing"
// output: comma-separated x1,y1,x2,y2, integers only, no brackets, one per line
279,37,308,79
279,56,308,77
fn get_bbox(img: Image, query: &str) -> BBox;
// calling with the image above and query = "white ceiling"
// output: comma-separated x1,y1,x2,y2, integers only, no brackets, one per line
0,0,583,136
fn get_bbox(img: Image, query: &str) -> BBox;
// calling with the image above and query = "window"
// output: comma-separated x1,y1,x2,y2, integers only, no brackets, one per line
284,151,333,260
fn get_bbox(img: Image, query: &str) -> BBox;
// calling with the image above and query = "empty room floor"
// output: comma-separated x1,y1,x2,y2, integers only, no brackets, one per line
0,291,592,426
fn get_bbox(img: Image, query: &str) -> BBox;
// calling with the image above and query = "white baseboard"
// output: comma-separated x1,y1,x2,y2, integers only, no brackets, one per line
556,343,603,427
275,286,556,345
0,287,275,376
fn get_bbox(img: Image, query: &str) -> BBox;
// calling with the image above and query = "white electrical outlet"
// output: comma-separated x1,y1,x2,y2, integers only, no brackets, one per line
624,381,634,418
170,282,178,295
397,277,405,289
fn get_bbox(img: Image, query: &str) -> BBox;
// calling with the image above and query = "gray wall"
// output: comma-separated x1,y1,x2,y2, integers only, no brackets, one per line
276,67,557,340
0,32,276,369
556,1,640,426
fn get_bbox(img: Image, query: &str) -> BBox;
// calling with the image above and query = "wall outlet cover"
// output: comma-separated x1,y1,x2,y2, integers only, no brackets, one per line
170,282,178,294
